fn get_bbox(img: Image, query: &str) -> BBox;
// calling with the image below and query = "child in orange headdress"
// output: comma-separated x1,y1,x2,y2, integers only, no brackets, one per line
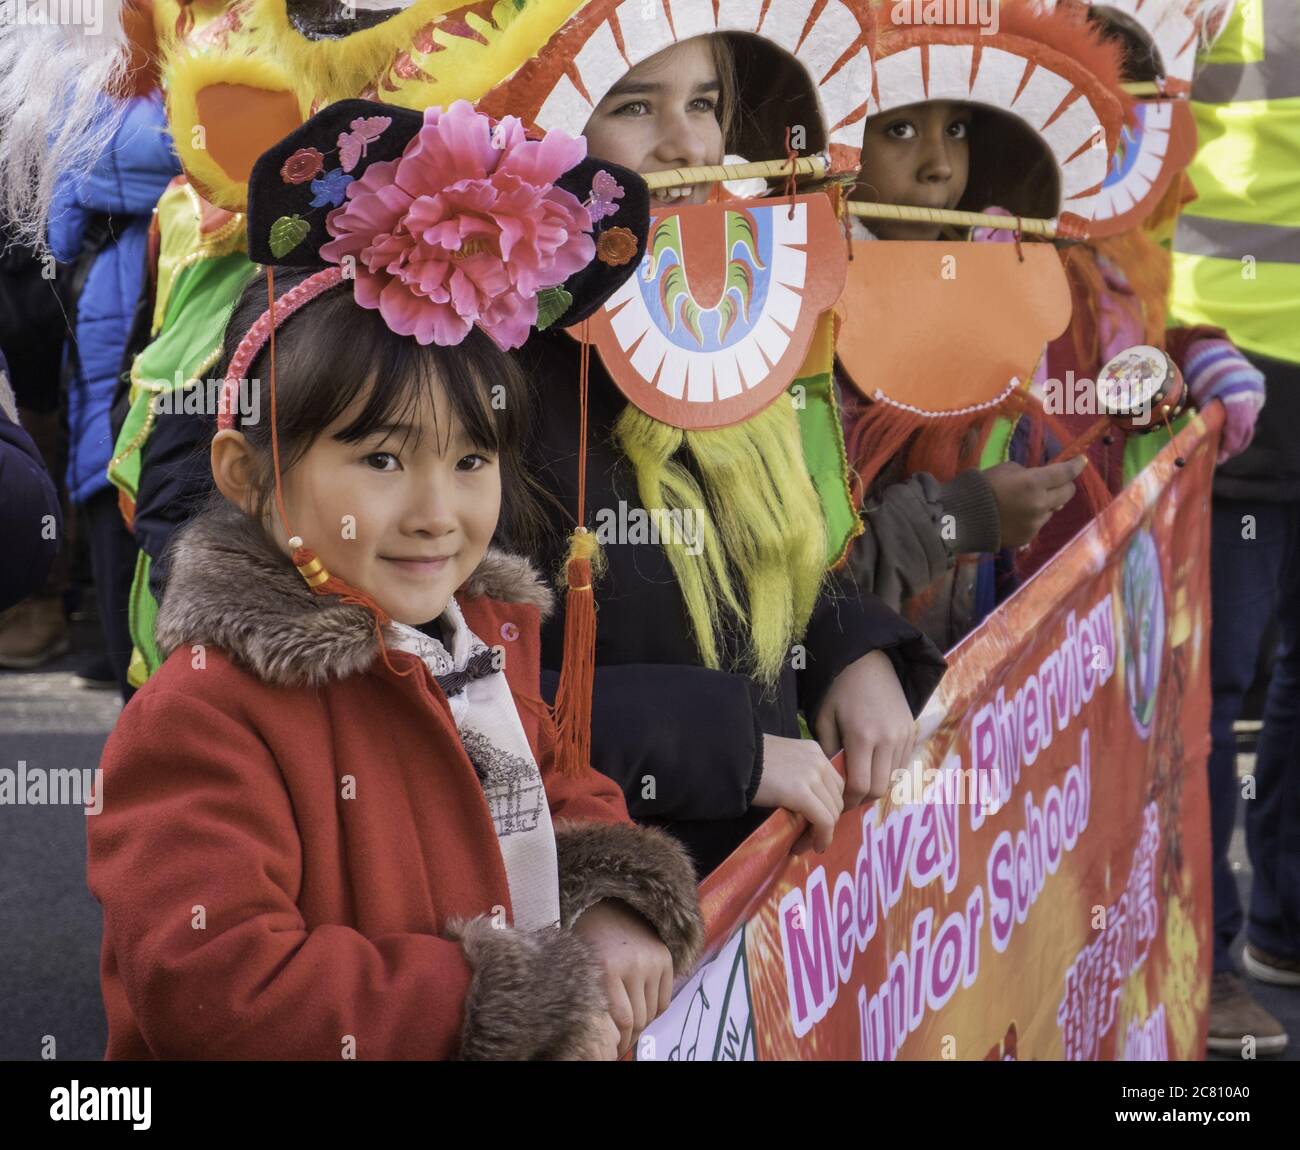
838,0,1125,647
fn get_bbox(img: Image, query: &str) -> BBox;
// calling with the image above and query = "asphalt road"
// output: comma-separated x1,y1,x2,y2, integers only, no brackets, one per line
1,638,119,1061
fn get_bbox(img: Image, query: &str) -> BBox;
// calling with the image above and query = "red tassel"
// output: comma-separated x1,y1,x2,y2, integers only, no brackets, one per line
551,529,598,778
549,322,600,778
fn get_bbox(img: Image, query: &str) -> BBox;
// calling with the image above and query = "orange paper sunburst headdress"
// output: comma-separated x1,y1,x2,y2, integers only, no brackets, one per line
1050,0,1203,237
838,0,1128,513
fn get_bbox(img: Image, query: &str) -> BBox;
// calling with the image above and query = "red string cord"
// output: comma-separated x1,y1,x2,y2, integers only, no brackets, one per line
783,128,799,219
262,268,414,677
265,267,294,544
577,321,590,527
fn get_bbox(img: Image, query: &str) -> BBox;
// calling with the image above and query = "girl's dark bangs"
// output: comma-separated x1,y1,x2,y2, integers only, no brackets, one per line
308,311,505,454
219,267,544,553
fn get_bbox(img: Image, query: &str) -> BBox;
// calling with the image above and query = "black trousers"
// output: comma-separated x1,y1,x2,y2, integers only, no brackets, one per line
1207,352,1300,969
81,486,137,703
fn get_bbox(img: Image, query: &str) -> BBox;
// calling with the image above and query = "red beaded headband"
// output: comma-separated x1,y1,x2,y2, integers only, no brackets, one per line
217,266,344,431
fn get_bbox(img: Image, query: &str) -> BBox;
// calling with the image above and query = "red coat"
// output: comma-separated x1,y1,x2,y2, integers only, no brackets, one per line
88,506,703,1060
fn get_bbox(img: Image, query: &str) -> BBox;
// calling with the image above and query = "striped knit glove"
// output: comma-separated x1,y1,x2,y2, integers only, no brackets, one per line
1181,338,1266,464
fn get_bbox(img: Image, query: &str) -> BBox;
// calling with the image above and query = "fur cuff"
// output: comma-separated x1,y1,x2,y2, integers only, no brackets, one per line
449,918,609,1060
555,821,705,973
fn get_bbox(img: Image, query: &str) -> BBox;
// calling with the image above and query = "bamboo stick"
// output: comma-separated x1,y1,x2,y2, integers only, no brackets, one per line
641,154,828,189
847,201,1059,237
639,158,1063,239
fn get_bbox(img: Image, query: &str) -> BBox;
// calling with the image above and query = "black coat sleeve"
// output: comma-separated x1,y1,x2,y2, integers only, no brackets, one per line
541,662,766,822
796,570,947,730
0,405,62,610
133,405,217,605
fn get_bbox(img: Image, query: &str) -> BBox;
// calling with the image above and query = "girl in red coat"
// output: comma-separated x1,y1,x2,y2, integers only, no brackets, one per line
87,101,702,1060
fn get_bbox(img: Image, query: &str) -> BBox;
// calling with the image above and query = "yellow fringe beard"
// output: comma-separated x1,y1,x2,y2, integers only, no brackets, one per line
615,399,827,686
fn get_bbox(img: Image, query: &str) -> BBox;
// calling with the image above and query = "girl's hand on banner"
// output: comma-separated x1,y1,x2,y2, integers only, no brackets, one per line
1181,337,1265,463
1215,391,1264,463
814,650,915,809
573,899,674,1056
985,457,1085,548
756,734,845,853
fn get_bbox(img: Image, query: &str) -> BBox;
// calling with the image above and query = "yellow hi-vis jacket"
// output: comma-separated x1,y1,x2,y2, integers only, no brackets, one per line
1170,0,1300,366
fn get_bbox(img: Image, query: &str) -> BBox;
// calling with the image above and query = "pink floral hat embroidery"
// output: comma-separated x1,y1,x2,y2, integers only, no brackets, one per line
244,98,651,351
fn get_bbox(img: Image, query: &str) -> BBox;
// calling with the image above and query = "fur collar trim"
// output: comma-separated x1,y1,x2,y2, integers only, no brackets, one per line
154,504,552,687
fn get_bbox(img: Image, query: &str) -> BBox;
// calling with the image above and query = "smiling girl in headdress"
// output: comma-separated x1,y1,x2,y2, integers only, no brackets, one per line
88,100,704,1060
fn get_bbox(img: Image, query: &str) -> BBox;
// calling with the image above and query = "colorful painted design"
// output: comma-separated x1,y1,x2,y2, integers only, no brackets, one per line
647,210,766,348
1122,527,1166,740
1090,100,1197,236
583,196,847,429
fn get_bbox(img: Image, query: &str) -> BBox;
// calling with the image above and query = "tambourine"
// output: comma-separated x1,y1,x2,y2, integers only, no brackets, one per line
1095,345,1188,434
1057,344,1191,472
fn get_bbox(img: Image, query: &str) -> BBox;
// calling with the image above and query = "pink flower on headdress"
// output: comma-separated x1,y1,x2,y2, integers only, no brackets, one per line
318,101,595,350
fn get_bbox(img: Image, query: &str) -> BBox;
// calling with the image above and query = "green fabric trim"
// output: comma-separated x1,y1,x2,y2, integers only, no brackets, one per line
793,371,861,569
151,183,204,332
1122,409,1197,487
108,254,260,500
128,549,163,685
979,416,1015,470
108,387,154,503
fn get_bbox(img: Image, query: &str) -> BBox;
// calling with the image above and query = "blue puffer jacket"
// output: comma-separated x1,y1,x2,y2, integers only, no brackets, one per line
48,93,179,505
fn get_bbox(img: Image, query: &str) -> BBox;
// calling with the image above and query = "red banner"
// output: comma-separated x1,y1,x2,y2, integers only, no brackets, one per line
638,407,1221,1062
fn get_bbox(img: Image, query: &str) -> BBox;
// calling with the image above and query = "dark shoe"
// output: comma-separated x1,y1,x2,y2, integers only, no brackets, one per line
1244,944,1300,988
74,653,117,690
0,597,69,668
1207,972,1288,1056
